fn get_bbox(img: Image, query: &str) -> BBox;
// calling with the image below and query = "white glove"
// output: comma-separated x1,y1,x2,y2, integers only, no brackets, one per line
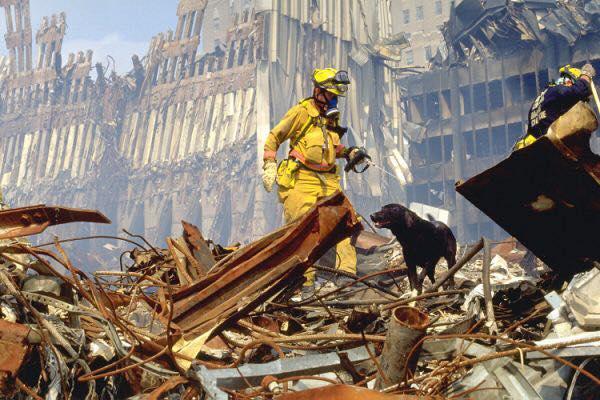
582,63,596,79
262,160,277,192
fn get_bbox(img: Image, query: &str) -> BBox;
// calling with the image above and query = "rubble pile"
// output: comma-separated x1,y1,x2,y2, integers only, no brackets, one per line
0,194,599,400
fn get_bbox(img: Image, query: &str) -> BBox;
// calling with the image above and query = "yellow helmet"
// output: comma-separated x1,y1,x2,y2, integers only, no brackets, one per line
312,68,350,96
559,64,582,81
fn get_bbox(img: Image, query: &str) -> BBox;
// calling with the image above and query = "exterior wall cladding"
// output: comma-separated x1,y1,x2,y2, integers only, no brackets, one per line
399,0,600,243
0,0,412,254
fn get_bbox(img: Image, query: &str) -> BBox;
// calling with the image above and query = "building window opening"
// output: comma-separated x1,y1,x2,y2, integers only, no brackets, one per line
425,92,440,119
410,140,428,167
416,6,424,21
475,128,491,157
463,131,475,159
523,72,537,101
538,69,550,89
492,125,507,155
443,135,453,161
473,82,487,112
488,80,504,109
410,95,425,123
428,136,442,164
429,181,444,207
403,9,410,24
507,122,524,147
460,86,472,114
505,75,521,106
440,89,451,118
405,49,414,65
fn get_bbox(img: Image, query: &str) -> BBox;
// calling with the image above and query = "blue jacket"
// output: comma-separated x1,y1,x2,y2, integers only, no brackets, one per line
527,78,591,138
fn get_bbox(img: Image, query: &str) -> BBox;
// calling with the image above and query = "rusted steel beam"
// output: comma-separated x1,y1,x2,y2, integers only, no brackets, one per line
171,192,362,338
481,238,497,334
0,204,111,239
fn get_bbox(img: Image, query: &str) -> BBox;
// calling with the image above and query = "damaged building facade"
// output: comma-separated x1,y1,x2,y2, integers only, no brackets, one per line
3,0,599,248
0,0,413,252
401,0,600,242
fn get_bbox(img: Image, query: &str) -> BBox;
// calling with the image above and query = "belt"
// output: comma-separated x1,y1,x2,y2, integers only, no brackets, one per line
296,162,337,174
289,149,336,173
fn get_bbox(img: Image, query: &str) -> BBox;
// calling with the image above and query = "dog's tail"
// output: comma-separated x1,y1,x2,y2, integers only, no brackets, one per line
425,213,436,222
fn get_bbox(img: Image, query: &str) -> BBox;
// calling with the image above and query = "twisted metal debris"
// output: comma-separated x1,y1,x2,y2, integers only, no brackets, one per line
0,194,598,399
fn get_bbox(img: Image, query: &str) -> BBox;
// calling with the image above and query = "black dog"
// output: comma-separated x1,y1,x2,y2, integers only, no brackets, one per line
370,204,457,293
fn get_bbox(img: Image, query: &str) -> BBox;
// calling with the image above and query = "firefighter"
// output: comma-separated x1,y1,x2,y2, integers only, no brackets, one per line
515,63,596,150
261,68,368,298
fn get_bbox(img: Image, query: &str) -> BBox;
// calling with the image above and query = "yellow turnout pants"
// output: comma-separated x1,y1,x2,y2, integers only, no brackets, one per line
278,168,357,286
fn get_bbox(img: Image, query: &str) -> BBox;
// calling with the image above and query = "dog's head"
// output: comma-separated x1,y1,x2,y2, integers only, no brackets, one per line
370,203,415,231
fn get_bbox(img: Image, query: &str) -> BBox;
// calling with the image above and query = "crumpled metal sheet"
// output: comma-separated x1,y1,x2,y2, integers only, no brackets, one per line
0,204,111,239
194,345,376,398
445,0,600,60
456,102,600,277
172,192,362,337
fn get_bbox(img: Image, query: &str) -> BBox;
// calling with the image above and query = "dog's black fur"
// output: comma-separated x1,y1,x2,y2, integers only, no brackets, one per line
370,204,457,293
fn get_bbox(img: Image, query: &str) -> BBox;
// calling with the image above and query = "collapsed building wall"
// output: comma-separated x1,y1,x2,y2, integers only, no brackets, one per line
399,0,600,242
0,0,411,259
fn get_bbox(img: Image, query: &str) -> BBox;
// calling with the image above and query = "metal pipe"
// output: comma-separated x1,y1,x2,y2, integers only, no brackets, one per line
482,237,498,334
375,306,429,389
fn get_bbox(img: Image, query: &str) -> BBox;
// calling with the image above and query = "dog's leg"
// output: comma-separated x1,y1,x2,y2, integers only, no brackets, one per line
417,266,427,286
406,262,419,294
413,265,424,294
417,262,436,292
444,254,456,289
426,262,436,287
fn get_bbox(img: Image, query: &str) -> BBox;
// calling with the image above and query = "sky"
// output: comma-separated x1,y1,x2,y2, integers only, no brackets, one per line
0,0,179,73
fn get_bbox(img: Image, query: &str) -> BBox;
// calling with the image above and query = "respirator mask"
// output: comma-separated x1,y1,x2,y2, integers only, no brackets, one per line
325,96,340,118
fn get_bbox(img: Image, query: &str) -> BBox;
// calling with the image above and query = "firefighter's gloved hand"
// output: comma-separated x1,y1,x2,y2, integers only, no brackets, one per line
262,159,277,192
348,147,361,160
582,63,596,79
344,146,371,173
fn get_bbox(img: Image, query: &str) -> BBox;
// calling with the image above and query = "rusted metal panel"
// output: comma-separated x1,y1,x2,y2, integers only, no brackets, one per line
181,220,215,273
0,320,30,379
275,385,440,400
172,192,362,337
0,319,30,344
456,102,600,277
0,204,111,239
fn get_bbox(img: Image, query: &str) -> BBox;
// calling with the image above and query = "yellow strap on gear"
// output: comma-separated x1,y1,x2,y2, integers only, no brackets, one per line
289,99,316,149
514,134,537,150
